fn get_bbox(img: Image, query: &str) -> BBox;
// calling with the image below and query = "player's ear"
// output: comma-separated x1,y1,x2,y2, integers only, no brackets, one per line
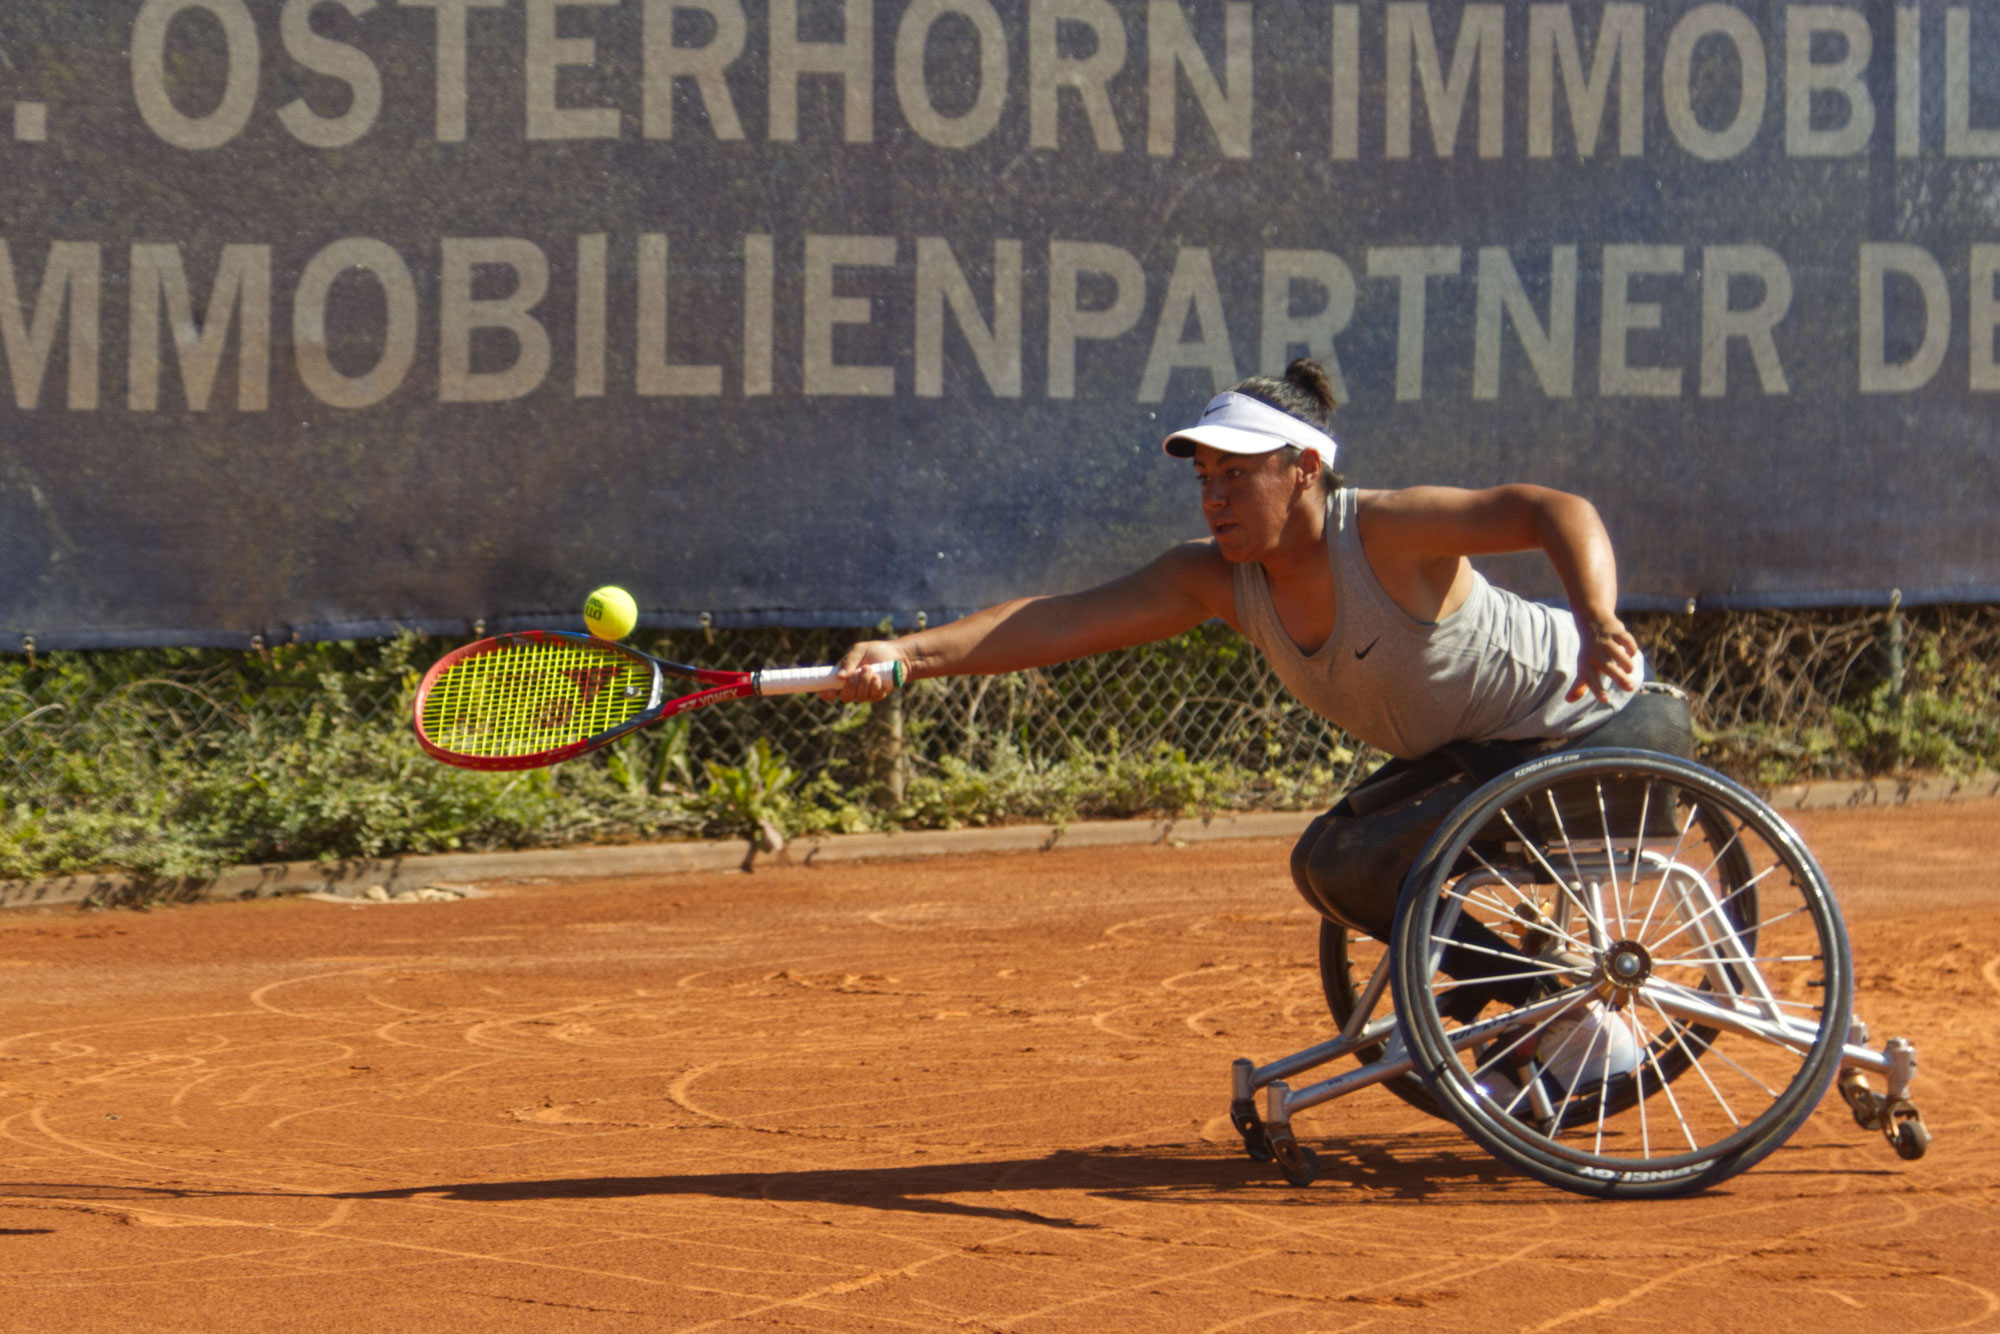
1295,448,1321,489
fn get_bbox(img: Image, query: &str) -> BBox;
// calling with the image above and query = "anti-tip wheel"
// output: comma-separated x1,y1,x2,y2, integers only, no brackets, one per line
1892,1115,1931,1161
1269,1134,1321,1187
1838,1071,1887,1130
1230,1099,1275,1163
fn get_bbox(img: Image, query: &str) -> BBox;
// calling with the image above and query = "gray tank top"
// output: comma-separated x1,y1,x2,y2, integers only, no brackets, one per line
1233,488,1636,760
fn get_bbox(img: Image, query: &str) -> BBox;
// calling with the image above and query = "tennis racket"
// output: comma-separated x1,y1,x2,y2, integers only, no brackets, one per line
412,629,904,771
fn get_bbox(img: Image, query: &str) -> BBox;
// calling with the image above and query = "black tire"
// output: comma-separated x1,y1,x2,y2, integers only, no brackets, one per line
1271,1136,1321,1186
1389,750,1852,1199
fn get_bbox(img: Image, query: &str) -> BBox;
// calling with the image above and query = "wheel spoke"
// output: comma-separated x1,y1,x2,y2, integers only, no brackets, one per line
1448,883,1597,958
1430,964,1583,996
1499,807,1612,942
1460,846,1537,906
1532,1013,1594,1141
1624,781,1655,935
1496,1074,1536,1118
1643,885,1792,958
1541,788,1591,922
1445,881,1543,923
1643,992,1742,1129
1630,1013,1652,1158
1684,1036,1781,1100
1640,983,1788,1097
1648,975,1828,1019
1468,988,1589,1081
1459,848,1573,922
1653,952,1821,967
1636,802,1702,941
1591,779,1627,935
1628,1004,1698,1152
1686,799,1751,892
1448,884,1516,915
1583,1022,1612,1155
1426,933,1579,974
1463,849,1600,955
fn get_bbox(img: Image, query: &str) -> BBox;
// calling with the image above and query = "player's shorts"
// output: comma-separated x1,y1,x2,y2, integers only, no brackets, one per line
1290,687,1695,939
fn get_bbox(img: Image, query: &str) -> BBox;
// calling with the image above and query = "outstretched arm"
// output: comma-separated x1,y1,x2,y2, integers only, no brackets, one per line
1360,484,1640,703
823,542,1234,703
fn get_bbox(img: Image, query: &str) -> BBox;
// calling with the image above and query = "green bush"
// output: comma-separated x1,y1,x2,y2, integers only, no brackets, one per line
2,607,1995,882
0,635,699,880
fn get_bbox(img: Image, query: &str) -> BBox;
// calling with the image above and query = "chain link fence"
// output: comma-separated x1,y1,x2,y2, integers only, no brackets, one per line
0,622,1363,805
0,623,1372,879
3,606,1995,881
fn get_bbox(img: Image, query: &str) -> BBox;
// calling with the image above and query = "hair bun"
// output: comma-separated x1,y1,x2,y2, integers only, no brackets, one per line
1284,358,1338,416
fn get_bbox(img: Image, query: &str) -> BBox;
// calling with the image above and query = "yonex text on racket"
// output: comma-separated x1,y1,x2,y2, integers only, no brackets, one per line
412,630,904,771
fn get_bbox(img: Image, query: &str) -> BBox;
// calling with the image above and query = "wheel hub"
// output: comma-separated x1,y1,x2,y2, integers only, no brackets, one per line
1601,940,1653,992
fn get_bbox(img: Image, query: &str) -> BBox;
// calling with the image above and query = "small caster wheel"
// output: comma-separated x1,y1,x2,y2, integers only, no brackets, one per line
1838,1072,1886,1131
1269,1132,1320,1187
1229,1098,1273,1163
1891,1115,1930,1161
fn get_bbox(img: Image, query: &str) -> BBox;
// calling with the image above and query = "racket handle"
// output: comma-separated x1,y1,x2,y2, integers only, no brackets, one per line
752,660,906,696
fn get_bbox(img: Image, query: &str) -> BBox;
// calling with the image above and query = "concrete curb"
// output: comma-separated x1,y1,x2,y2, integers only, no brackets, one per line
0,809,1317,912
1762,771,2000,810
6,773,1993,912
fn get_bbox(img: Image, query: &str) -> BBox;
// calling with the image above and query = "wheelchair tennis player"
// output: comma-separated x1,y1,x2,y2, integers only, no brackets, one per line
827,358,1684,1077
824,360,1931,1195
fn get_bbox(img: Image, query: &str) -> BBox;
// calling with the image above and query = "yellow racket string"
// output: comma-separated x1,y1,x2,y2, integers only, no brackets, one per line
421,640,652,758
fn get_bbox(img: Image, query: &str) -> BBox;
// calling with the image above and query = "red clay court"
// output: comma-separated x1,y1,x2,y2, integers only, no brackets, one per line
1,799,1995,1332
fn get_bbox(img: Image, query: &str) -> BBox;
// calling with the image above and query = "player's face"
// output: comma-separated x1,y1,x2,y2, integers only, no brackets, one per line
1191,443,1301,561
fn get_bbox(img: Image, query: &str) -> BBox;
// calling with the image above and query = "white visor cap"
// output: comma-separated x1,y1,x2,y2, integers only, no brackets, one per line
1161,391,1338,465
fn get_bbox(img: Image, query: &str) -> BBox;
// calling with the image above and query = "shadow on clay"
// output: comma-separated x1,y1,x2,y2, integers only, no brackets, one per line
14,1128,1884,1224
325,1133,1555,1223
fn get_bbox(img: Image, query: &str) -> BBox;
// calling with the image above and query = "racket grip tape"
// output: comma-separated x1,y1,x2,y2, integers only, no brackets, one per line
752,660,906,696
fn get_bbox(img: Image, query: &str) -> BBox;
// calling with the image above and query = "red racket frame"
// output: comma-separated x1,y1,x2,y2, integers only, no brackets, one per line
412,630,755,772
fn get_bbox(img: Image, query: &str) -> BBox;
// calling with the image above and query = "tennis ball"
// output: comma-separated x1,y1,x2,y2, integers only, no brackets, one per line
583,585,638,640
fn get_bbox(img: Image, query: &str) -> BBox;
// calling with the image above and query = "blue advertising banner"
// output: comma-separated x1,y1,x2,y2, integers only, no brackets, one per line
1,0,1996,650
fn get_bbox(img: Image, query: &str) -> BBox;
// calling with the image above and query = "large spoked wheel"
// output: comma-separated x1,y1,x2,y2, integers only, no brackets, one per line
1389,749,1852,1199
1320,766,1755,1125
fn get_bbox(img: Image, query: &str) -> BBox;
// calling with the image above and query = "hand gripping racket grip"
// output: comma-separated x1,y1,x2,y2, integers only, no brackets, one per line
751,660,907,696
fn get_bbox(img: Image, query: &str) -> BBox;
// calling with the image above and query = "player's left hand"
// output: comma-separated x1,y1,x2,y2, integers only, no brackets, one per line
1568,615,1641,703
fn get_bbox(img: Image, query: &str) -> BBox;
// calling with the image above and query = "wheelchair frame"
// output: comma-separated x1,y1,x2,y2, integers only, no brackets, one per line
1223,749,1931,1199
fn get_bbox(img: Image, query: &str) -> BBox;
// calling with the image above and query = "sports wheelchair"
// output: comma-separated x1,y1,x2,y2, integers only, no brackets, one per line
1225,749,1931,1198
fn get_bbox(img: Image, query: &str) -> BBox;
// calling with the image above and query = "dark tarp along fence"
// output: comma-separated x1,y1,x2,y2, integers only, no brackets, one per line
2,0,1997,651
